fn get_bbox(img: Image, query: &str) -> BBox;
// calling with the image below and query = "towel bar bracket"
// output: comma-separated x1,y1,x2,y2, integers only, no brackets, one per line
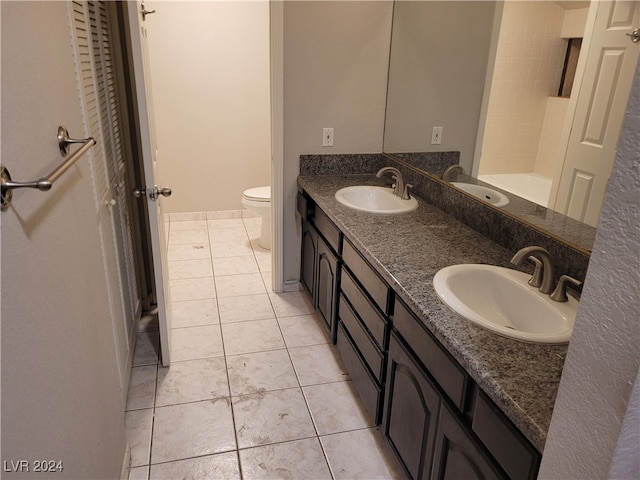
1,126,96,211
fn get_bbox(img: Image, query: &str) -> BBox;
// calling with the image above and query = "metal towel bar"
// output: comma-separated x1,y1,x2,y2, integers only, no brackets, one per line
1,126,97,211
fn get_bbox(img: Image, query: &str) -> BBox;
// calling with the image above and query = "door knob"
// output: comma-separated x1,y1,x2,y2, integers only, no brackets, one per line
155,186,172,198
133,186,172,201
626,28,640,43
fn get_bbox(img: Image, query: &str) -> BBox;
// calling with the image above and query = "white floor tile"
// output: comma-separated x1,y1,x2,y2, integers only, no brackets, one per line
303,381,374,435
207,210,243,220
207,218,245,229
170,325,224,362
170,212,207,222
168,243,210,262
172,298,219,328
278,314,331,348
239,438,332,480
222,319,285,356
255,252,272,272
216,273,266,298
320,428,404,480
169,228,209,245
226,349,298,396
132,331,159,366
268,291,314,318
152,399,236,464
212,256,259,276
210,241,254,259
260,270,273,291
156,357,229,407
289,343,349,386
232,388,316,449
125,409,153,467
168,220,207,231
126,365,157,411
149,452,240,480
208,227,248,244
170,276,215,302
168,259,213,280
218,294,275,324
128,465,149,480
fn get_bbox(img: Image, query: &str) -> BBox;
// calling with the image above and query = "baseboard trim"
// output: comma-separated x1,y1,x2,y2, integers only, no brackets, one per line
283,280,301,292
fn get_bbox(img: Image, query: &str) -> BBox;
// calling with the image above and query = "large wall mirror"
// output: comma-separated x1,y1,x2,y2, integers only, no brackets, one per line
384,0,639,252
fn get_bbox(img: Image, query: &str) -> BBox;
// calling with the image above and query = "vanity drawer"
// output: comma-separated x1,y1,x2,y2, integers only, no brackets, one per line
339,294,384,382
313,208,342,254
340,269,387,349
393,298,467,410
336,321,382,424
342,238,390,313
472,391,540,480
296,190,313,221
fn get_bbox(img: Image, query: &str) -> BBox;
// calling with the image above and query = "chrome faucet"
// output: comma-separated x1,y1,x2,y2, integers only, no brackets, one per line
511,246,556,294
442,165,465,182
376,167,405,198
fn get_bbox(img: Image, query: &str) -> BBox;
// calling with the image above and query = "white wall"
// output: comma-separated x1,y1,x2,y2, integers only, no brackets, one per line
1,2,127,477
539,65,640,479
281,1,393,288
146,1,271,213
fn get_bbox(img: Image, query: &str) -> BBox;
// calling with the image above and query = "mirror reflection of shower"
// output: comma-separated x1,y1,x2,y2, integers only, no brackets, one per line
476,1,588,208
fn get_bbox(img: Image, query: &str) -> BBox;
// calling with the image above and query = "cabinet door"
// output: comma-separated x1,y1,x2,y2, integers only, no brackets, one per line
384,333,441,480
300,220,318,301
431,403,506,480
316,238,339,338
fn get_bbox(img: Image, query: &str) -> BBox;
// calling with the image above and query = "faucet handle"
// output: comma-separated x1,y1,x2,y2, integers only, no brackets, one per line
526,256,543,288
402,183,413,200
550,275,582,302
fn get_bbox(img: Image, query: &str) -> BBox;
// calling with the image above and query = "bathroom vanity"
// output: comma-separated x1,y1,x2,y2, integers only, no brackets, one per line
297,171,573,480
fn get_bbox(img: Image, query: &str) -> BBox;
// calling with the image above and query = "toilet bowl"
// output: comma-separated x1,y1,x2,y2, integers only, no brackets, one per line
241,186,271,250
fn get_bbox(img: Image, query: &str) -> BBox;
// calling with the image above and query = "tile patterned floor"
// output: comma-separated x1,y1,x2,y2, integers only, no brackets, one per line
126,211,403,480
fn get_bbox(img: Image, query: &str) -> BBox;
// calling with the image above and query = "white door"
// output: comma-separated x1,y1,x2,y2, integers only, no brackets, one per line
552,1,640,227
127,0,173,366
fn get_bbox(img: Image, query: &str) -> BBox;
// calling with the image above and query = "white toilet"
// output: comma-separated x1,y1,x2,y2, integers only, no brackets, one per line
241,186,271,250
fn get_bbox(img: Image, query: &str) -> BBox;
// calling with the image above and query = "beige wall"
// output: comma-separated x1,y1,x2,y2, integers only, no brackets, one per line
479,1,566,175
383,1,496,172
1,2,126,477
281,1,393,287
146,1,271,213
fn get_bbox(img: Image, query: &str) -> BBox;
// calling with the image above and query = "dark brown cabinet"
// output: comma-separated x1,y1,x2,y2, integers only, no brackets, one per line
298,193,341,340
300,219,318,299
431,403,506,480
316,239,339,336
297,187,541,480
384,332,441,480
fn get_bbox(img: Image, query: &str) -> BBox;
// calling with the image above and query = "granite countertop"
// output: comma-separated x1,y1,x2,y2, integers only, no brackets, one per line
298,174,568,453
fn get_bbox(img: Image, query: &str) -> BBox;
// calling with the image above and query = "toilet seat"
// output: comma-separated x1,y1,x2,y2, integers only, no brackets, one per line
243,186,270,202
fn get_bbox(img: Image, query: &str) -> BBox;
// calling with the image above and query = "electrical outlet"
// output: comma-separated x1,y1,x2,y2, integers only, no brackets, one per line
323,128,334,147
431,126,443,145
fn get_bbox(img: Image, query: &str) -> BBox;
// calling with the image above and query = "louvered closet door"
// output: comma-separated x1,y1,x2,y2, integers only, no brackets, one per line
70,0,141,402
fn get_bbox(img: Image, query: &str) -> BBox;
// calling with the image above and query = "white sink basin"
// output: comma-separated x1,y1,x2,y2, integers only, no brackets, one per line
335,186,418,214
433,264,577,343
452,182,509,208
